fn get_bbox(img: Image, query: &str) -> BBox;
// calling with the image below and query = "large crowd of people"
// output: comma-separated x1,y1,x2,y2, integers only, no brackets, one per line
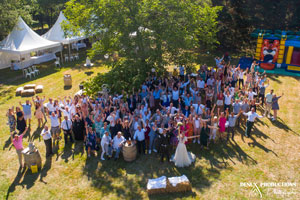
7,55,284,168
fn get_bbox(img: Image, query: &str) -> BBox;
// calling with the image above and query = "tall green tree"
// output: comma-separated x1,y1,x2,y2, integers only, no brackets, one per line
64,0,221,93
32,0,68,32
0,0,33,40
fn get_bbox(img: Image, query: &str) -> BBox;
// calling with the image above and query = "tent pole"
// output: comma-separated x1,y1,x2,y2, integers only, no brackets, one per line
60,45,63,64
68,43,71,58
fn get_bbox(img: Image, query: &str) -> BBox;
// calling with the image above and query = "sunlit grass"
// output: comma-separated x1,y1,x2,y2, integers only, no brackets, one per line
0,53,299,199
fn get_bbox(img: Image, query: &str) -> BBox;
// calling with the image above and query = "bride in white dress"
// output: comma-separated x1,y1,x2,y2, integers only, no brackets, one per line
171,133,199,167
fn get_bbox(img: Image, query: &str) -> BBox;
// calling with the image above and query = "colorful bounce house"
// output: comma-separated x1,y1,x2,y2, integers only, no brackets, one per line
237,30,300,74
251,29,300,73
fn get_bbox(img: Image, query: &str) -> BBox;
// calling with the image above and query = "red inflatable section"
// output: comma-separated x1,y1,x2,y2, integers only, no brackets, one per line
291,50,300,66
260,63,275,70
260,39,269,61
272,40,280,62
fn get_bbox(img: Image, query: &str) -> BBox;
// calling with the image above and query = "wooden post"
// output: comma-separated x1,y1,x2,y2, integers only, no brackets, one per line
60,47,63,64
68,43,71,59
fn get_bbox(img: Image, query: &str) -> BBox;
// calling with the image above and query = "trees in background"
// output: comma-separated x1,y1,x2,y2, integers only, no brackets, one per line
64,0,221,93
32,0,68,33
212,0,300,51
0,0,33,40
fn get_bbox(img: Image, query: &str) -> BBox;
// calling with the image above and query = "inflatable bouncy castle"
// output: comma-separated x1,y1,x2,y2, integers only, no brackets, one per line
251,30,300,73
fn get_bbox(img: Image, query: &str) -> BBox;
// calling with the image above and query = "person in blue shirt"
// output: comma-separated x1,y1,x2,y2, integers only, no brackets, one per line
153,86,162,110
183,93,193,107
100,122,110,139
139,88,148,100
179,65,185,81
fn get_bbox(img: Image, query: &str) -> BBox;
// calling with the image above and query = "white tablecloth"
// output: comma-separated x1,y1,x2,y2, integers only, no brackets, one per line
14,53,56,69
147,176,167,190
72,43,86,50
168,175,189,187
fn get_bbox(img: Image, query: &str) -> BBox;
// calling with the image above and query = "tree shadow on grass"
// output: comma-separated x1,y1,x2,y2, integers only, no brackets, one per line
82,141,258,199
84,71,94,76
0,64,61,87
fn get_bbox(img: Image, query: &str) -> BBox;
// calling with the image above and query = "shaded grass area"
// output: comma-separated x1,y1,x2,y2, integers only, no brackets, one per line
0,54,299,200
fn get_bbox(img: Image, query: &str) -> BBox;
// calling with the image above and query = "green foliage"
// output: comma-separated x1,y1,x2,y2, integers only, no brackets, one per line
0,0,33,40
64,0,222,95
84,58,159,95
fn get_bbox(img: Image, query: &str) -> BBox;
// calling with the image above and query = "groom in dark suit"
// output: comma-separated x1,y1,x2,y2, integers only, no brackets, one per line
157,128,172,162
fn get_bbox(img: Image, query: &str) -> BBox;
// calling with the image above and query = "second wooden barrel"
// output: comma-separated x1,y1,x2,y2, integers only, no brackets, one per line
123,143,137,162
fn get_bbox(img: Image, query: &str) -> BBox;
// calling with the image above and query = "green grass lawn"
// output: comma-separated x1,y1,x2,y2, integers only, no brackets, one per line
0,54,299,200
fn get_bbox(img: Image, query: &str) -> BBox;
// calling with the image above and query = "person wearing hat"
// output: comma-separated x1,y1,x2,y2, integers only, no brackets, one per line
10,127,28,169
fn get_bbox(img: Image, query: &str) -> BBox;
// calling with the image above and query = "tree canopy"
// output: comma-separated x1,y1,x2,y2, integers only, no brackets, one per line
0,0,33,40
63,0,222,93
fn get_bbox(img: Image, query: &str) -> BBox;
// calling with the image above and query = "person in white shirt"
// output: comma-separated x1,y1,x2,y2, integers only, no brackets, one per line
223,91,233,111
172,87,180,108
247,88,257,101
166,103,179,115
134,125,146,154
41,126,53,157
243,108,263,137
192,102,205,115
101,131,112,160
60,106,72,120
49,111,60,141
197,77,205,90
61,116,73,145
207,76,214,87
193,115,201,144
46,98,55,114
238,69,245,89
112,132,126,160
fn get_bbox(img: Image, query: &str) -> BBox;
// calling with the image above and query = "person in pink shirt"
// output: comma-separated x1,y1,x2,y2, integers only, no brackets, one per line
218,108,227,140
10,127,28,169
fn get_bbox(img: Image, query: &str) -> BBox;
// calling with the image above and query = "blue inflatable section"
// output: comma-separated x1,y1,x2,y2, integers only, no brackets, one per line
236,57,254,69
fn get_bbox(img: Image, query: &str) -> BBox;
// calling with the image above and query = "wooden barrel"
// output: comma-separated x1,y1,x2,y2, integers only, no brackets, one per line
123,143,137,162
64,74,72,86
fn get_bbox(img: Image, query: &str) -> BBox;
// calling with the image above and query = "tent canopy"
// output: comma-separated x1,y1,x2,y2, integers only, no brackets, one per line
0,17,61,55
43,11,86,45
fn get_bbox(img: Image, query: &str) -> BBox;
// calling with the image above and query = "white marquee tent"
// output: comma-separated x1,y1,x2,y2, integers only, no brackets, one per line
43,11,86,53
0,17,62,69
